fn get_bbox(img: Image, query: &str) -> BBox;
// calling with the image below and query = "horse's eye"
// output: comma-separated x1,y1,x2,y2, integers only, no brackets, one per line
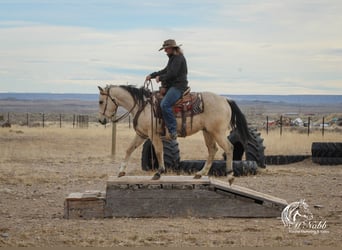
99,101,104,105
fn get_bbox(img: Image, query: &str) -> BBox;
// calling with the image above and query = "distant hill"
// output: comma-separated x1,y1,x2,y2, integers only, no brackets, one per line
1,93,341,105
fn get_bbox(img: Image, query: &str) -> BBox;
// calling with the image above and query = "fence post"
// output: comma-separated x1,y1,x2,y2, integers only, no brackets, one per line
307,116,310,136
322,116,325,137
7,112,9,123
42,113,45,128
73,114,75,128
111,115,117,158
266,116,269,135
60,114,62,128
280,115,283,136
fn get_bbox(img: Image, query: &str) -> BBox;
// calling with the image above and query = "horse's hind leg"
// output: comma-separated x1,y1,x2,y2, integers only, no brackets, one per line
194,130,218,179
212,132,235,184
118,134,145,177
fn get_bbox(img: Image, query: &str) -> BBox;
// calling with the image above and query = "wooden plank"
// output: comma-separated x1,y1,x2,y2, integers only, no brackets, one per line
107,175,210,186
64,191,105,219
65,199,105,219
209,178,287,207
66,191,105,201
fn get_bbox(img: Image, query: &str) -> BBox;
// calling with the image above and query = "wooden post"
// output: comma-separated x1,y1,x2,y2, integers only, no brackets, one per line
60,114,62,128
280,115,283,136
7,112,9,123
42,113,45,128
307,116,310,136
111,115,117,158
266,116,269,135
73,114,75,128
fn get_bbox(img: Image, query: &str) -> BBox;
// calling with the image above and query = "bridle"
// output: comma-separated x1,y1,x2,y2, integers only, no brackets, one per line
99,86,137,123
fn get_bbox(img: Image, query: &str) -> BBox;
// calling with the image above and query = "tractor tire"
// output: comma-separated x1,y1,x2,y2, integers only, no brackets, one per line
311,142,342,158
178,160,258,177
141,139,180,171
224,128,266,168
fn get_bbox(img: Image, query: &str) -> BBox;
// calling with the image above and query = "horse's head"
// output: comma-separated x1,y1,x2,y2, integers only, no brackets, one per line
98,85,118,125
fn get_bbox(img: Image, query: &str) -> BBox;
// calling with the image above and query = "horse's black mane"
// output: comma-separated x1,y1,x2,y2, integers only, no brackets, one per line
117,85,151,106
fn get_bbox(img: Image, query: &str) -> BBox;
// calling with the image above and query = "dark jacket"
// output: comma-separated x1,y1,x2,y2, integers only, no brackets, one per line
150,53,188,91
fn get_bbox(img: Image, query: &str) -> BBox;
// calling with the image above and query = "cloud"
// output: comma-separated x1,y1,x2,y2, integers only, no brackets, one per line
0,0,341,94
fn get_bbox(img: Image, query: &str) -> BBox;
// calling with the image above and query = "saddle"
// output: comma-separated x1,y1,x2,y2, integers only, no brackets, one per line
152,87,204,137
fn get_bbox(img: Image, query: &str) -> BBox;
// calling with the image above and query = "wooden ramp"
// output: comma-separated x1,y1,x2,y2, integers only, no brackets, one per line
64,176,287,219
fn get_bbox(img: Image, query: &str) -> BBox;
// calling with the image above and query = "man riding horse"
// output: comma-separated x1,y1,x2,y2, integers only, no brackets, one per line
145,39,188,141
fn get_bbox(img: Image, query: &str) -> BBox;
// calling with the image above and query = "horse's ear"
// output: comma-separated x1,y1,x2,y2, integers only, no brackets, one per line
98,86,104,92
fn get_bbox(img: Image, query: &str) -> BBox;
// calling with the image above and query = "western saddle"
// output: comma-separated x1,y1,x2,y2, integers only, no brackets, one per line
152,87,204,137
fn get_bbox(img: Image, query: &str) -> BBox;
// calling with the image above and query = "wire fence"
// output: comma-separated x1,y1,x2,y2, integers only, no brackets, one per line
1,112,341,136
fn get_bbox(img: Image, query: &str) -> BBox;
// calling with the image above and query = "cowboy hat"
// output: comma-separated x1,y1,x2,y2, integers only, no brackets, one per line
159,39,182,51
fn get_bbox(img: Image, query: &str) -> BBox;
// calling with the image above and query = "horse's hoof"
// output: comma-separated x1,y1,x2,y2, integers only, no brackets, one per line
152,172,161,180
226,169,234,175
118,172,126,178
194,174,202,179
227,174,235,186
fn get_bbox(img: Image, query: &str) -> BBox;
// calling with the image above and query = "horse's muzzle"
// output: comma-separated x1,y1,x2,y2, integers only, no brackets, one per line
99,118,107,125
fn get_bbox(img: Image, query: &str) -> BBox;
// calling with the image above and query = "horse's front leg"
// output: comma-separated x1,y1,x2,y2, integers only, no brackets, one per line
118,134,146,177
151,137,165,180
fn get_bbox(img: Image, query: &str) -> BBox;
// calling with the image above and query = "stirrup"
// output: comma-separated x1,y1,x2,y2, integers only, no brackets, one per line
160,133,177,141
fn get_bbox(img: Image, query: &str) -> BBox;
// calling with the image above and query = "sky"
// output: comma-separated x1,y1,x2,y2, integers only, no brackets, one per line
0,0,341,95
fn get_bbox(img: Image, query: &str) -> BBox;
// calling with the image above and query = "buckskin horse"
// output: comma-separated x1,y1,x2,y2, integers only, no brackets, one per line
98,84,250,182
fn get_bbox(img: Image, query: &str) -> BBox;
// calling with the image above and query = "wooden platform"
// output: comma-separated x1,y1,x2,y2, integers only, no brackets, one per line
64,176,287,219
104,176,287,218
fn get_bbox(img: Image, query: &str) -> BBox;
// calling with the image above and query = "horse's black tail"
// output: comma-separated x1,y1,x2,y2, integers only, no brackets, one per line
227,99,251,144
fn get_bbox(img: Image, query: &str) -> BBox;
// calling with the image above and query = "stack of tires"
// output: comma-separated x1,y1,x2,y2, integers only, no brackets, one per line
312,142,342,165
140,127,266,177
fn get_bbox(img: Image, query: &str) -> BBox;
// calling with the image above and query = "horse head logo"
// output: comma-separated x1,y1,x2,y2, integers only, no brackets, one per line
281,199,313,227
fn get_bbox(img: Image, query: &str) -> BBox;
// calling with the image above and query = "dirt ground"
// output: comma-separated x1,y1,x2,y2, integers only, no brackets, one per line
0,125,341,247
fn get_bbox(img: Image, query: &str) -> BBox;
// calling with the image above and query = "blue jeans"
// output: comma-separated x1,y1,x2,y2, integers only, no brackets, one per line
160,87,182,135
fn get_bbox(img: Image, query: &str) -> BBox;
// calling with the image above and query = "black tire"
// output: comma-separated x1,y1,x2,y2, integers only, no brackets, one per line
265,155,310,165
178,160,258,177
225,128,266,168
141,140,158,171
312,157,342,165
312,142,342,158
141,139,180,171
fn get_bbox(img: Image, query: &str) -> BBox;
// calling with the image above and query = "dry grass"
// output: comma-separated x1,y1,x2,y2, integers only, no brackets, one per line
262,129,341,155
0,124,341,247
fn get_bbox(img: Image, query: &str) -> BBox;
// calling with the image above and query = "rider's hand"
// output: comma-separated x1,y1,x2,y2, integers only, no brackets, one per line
145,75,151,81
156,76,160,83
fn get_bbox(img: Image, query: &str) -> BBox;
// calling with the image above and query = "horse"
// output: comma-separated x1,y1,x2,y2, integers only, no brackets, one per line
97,84,250,181
281,199,313,228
